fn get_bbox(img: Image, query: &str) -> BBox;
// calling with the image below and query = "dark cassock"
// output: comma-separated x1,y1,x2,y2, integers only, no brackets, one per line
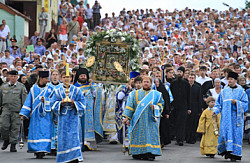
213,72,248,161
154,79,171,147
201,80,214,109
185,79,202,144
19,71,52,159
170,66,191,146
50,82,85,163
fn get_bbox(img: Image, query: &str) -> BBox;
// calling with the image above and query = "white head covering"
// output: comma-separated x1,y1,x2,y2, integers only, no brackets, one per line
214,78,221,83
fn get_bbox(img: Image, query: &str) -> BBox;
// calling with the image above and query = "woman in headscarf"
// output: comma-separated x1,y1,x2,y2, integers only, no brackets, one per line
206,78,222,101
18,74,31,92
154,78,171,147
18,74,31,138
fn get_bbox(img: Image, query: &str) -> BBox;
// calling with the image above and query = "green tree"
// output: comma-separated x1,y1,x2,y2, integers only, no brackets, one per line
246,0,250,9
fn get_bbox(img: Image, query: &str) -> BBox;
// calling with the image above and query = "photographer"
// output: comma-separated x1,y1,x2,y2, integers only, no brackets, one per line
92,0,102,28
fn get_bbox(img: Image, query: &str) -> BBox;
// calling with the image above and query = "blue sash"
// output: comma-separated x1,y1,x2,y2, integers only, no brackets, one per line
221,87,245,127
130,90,160,133
236,90,245,127
31,86,48,117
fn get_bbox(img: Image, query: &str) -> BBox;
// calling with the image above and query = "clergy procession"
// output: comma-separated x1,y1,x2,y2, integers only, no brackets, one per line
1,0,250,162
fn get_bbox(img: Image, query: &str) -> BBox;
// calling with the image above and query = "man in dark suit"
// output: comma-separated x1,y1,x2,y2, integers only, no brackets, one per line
186,73,202,144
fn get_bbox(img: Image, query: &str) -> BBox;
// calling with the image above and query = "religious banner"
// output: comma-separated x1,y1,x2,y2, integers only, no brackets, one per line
82,29,141,84
44,0,49,13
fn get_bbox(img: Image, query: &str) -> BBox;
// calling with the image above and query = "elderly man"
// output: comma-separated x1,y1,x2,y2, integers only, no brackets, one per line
0,24,7,53
68,16,80,44
2,20,10,47
29,31,39,47
38,7,48,39
213,71,248,162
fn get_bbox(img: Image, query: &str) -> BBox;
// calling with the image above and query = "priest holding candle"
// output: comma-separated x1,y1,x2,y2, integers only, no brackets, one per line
50,64,86,163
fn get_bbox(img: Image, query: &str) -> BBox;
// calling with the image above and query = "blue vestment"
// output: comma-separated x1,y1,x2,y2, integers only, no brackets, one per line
19,84,52,153
115,85,133,146
122,89,164,156
51,84,85,163
103,85,120,143
245,89,250,136
47,82,63,150
74,82,103,150
214,86,248,159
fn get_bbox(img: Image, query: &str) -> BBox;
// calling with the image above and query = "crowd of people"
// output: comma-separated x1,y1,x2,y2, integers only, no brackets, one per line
0,0,250,162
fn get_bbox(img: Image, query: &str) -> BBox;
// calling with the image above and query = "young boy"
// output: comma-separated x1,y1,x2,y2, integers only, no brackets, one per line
197,96,220,158
134,76,143,90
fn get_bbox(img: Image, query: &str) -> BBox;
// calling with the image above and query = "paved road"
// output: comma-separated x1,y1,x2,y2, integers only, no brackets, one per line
0,140,250,163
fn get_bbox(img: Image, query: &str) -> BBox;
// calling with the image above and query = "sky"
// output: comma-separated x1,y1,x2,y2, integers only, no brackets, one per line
86,0,246,17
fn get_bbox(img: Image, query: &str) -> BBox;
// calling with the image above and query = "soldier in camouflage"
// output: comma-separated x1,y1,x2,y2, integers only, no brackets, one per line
0,70,27,152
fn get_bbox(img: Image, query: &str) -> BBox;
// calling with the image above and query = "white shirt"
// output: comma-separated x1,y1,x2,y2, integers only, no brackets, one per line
221,78,228,86
0,30,7,40
148,22,154,29
9,81,17,86
196,76,212,86
2,25,10,37
186,54,193,59
209,88,220,101
86,8,93,19
246,78,250,85
1,56,15,66
208,107,213,111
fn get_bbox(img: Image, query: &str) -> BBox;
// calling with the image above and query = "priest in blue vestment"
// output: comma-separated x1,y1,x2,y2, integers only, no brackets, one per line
20,71,51,159
122,76,164,161
47,70,62,155
51,71,85,163
213,72,248,161
74,68,103,151
115,71,139,148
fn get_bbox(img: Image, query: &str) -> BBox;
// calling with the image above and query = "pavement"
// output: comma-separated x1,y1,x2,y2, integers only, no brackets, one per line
0,140,250,163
